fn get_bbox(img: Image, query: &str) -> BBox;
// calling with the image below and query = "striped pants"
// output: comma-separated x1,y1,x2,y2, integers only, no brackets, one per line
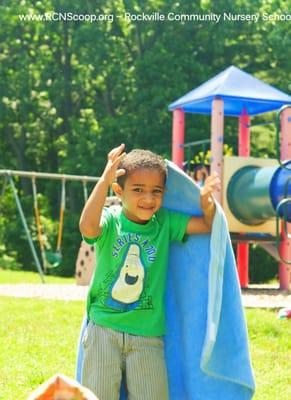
81,321,169,400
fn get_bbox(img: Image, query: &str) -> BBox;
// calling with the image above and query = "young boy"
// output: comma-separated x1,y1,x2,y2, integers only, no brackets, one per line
79,144,220,400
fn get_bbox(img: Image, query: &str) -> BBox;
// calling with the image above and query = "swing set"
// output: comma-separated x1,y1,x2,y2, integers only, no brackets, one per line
0,170,100,283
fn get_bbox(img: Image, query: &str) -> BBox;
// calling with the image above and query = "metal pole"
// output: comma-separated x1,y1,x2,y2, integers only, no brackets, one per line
0,170,100,183
82,181,88,203
8,175,45,283
182,139,210,148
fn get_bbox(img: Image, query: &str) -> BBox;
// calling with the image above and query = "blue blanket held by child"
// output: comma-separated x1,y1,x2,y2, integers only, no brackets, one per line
76,160,255,400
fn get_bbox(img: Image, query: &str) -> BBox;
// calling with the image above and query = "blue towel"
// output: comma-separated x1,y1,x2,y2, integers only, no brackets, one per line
76,160,255,399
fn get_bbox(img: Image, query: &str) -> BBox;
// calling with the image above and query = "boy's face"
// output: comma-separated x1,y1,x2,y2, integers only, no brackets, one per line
113,168,165,224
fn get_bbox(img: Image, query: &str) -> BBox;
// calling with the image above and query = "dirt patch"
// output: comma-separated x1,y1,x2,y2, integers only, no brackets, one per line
0,283,88,301
0,283,290,309
242,284,291,309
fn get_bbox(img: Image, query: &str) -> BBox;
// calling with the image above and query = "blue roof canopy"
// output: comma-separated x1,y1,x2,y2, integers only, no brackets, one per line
169,66,291,116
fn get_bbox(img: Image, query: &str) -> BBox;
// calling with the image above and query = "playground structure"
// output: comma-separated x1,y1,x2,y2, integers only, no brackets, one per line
169,65,291,290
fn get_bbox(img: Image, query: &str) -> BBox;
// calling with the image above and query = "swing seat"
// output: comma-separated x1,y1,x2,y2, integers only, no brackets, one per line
45,250,62,268
32,176,66,272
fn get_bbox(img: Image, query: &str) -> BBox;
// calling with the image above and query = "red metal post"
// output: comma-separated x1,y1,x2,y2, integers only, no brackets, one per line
171,109,185,168
237,109,250,288
237,244,249,287
279,107,291,290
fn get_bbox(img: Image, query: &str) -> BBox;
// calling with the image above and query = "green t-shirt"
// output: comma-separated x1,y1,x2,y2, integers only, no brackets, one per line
85,206,190,336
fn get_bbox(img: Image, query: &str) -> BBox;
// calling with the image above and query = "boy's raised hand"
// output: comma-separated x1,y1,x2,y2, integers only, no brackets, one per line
200,171,221,211
79,144,126,238
102,144,126,185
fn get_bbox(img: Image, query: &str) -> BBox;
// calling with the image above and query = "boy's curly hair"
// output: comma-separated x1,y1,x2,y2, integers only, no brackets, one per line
117,149,167,188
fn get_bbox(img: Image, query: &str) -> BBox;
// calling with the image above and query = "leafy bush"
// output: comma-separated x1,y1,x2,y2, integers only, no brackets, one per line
249,244,278,283
0,244,21,270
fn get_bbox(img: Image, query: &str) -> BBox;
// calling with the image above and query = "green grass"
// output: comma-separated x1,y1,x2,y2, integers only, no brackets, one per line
0,297,85,400
0,291,290,399
0,268,75,284
246,309,291,399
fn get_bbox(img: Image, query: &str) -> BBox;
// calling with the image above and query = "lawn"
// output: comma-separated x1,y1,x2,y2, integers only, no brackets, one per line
0,297,85,400
0,268,75,284
0,270,290,399
247,309,291,399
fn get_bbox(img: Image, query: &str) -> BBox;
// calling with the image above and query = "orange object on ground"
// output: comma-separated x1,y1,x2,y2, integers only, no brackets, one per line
27,374,98,400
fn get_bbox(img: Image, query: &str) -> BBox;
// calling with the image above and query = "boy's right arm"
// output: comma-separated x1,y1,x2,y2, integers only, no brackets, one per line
79,144,126,238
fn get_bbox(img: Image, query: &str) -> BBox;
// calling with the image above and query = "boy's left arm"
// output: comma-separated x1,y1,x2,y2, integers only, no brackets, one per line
186,172,221,234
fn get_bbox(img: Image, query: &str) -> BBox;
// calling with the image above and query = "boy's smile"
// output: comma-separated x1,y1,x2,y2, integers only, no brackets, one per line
114,168,165,224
